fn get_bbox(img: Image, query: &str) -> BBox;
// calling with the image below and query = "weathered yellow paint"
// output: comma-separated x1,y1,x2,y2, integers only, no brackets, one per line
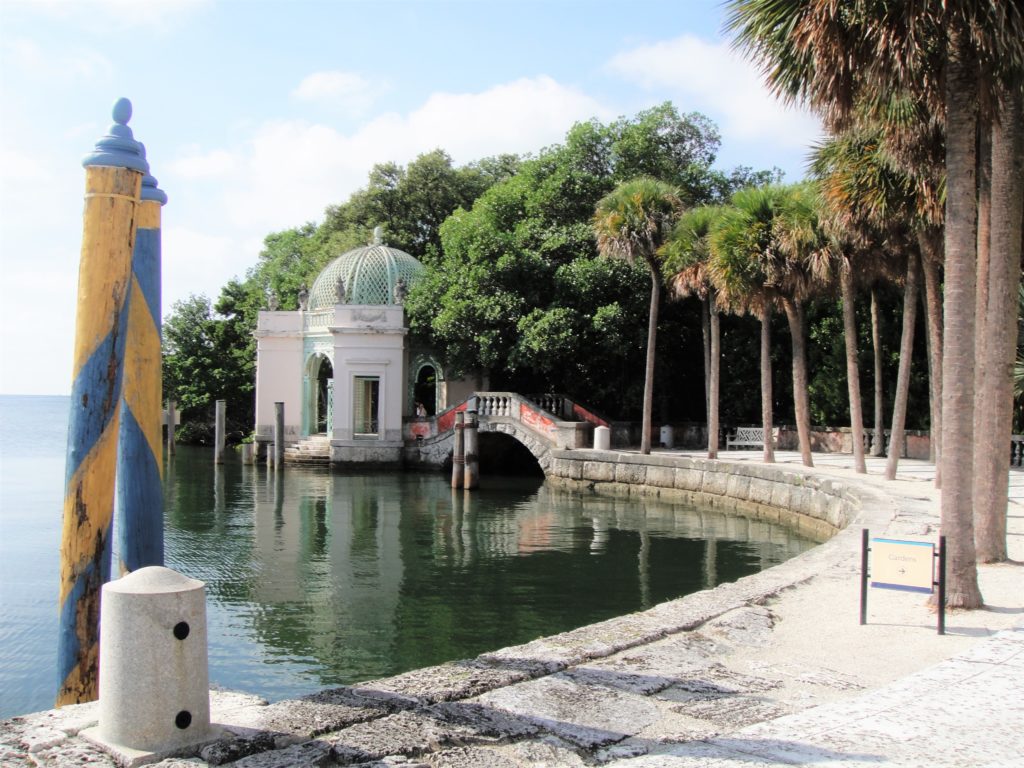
137,198,161,229
56,643,99,706
122,275,164,464
71,166,141,375
58,423,120,605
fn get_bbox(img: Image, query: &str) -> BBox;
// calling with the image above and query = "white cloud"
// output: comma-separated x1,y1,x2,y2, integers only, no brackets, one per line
5,38,112,83
161,225,245,312
194,76,608,239
167,147,240,179
607,34,821,150
292,71,378,115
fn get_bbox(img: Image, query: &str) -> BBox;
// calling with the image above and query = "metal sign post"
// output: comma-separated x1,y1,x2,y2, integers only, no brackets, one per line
860,529,947,635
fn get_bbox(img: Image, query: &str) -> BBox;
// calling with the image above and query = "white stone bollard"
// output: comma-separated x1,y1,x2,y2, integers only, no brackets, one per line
594,425,610,451
96,566,212,754
660,425,675,449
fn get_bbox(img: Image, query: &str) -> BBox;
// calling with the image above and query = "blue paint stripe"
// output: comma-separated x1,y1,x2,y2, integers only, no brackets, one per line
870,581,934,594
871,538,933,547
115,404,164,571
64,305,130,486
57,559,99,691
133,227,161,332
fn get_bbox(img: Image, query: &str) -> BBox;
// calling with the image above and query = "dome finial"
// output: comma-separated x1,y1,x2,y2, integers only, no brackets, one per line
372,225,384,246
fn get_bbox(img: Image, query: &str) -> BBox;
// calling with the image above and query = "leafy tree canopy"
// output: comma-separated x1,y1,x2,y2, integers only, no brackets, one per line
406,103,775,416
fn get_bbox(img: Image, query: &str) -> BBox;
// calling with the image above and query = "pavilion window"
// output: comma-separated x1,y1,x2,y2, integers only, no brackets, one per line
353,376,379,438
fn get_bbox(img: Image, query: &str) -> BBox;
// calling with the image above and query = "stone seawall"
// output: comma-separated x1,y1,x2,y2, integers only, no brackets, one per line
547,449,858,542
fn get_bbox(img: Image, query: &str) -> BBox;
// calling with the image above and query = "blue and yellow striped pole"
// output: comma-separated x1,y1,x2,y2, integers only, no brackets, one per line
58,98,147,706
114,146,167,577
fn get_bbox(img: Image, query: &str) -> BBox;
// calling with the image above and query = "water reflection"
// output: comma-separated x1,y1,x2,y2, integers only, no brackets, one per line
164,448,815,701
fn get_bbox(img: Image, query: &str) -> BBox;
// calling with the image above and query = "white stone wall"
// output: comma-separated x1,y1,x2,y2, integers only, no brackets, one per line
254,311,303,440
330,305,407,451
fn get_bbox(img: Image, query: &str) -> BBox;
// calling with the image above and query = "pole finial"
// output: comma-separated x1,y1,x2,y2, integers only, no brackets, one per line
139,144,168,205
82,97,148,172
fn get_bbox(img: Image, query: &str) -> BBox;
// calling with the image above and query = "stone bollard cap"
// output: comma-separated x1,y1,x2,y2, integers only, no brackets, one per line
105,566,204,595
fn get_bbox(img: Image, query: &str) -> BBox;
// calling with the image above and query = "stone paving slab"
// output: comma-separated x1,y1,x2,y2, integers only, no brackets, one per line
473,673,664,749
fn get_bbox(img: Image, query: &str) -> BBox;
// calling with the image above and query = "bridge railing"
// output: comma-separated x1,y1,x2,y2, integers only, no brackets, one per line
404,392,602,451
1012,435,1024,468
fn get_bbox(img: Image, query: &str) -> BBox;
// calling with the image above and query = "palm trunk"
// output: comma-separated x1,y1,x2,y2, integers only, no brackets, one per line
974,88,1024,563
938,43,983,609
920,234,944,483
708,291,720,459
870,286,886,457
640,266,660,455
782,297,813,467
760,310,775,463
841,264,867,473
702,295,711,416
885,253,921,480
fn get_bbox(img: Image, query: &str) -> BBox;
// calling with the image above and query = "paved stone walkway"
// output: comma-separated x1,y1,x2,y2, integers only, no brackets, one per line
2,452,1021,767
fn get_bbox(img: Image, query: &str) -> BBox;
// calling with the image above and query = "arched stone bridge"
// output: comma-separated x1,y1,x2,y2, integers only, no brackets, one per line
404,393,609,473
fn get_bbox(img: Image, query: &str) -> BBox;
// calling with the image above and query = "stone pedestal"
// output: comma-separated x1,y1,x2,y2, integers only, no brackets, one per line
83,566,215,764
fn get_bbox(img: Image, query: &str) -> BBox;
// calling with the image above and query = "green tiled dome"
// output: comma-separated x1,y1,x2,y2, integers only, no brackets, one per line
309,234,424,309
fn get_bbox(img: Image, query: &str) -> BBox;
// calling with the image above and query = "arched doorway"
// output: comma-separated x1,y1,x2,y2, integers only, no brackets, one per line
414,364,438,416
305,354,334,435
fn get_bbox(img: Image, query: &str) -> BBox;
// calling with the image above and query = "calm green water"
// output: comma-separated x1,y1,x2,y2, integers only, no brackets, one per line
0,395,816,718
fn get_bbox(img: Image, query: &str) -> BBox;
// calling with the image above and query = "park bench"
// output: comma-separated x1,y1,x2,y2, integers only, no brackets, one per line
726,425,778,450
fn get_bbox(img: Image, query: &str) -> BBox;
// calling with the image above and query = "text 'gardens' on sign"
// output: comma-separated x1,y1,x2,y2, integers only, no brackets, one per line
870,538,935,593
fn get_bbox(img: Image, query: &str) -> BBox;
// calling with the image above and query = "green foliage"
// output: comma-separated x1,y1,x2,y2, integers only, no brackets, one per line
162,293,255,440
406,103,747,416
321,148,520,260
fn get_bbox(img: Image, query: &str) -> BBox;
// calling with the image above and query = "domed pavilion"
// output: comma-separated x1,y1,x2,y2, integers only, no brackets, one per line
254,228,477,465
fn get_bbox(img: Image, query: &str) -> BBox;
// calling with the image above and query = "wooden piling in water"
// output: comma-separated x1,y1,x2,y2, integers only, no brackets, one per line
214,399,226,465
58,98,147,706
464,411,479,490
273,402,284,469
114,151,167,577
451,411,465,489
166,399,177,455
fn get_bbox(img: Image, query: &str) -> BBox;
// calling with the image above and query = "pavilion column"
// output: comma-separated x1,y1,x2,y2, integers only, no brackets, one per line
58,98,147,706
115,149,167,577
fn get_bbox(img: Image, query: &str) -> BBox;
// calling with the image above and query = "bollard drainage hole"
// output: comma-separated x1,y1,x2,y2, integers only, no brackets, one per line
173,621,190,640
175,710,192,730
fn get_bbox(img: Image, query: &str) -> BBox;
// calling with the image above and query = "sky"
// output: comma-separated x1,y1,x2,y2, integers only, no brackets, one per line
0,0,821,395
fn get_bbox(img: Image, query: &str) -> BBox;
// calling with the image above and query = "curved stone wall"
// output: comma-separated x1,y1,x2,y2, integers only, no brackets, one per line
546,449,863,542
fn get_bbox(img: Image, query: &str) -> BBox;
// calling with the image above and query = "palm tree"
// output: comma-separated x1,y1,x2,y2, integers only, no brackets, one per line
593,177,683,454
664,205,724,458
811,128,929,478
707,186,786,464
724,0,1019,609
974,88,1024,562
772,183,832,469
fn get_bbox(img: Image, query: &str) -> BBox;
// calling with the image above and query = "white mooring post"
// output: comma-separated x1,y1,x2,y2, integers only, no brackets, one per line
85,566,213,760
594,425,611,451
